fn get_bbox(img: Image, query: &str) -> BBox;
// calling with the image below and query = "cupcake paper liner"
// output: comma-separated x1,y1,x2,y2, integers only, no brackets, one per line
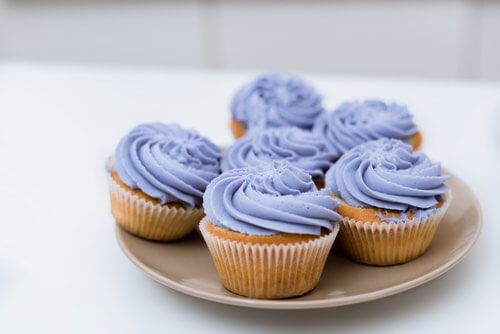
108,174,204,241
199,217,340,299
339,192,452,266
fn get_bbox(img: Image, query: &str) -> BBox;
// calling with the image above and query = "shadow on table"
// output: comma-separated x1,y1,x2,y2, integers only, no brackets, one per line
146,254,476,331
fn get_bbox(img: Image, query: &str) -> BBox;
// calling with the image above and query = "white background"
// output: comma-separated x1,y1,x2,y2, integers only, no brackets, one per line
0,62,499,333
0,0,499,80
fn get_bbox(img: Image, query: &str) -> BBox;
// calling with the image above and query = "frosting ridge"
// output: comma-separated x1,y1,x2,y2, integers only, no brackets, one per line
325,138,447,211
113,123,221,207
231,73,324,131
221,127,335,181
313,99,418,156
204,161,341,236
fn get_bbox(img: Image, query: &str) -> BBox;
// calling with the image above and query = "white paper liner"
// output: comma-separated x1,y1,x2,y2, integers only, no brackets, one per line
339,192,452,266
199,217,340,299
108,173,204,241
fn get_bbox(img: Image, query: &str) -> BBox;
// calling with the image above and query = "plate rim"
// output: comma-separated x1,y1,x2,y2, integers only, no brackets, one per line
115,170,482,310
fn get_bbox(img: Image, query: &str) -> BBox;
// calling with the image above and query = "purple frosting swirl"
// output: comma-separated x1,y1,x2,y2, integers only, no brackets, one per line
230,73,324,131
113,123,221,207
325,138,447,211
313,99,418,157
203,161,341,236
221,127,335,181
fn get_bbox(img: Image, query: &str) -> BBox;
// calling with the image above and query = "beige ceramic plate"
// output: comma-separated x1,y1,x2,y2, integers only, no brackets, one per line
116,171,481,309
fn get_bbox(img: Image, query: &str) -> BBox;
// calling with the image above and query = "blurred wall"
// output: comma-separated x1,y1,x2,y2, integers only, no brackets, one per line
0,0,499,80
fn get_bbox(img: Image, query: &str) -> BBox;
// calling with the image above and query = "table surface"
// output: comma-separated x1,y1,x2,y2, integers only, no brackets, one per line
0,61,499,333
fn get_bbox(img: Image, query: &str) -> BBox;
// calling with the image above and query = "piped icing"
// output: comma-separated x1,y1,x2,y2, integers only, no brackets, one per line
203,161,341,236
230,73,324,131
325,138,447,212
313,99,418,156
221,127,335,181
113,123,221,207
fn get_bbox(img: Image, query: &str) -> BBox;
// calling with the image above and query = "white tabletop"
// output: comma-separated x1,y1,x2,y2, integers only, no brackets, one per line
0,62,499,333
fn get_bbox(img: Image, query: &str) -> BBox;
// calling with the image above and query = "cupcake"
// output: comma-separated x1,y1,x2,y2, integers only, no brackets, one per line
200,161,341,299
313,99,422,158
230,73,324,138
108,123,221,241
221,127,335,187
324,138,450,265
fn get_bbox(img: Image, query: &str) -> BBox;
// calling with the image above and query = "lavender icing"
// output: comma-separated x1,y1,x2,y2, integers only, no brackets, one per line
325,138,447,211
113,123,221,207
221,127,335,181
230,73,324,131
313,99,418,156
203,161,341,236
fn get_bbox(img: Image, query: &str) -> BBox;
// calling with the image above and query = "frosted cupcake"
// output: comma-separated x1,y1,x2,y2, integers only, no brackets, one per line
313,99,422,157
230,73,324,138
108,123,221,241
200,161,341,299
221,127,335,186
324,138,450,265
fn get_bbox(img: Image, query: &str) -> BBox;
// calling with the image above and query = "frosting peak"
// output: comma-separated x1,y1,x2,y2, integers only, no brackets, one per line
313,99,418,156
231,73,324,131
203,161,341,236
113,123,221,207
221,127,335,181
325,138,447,211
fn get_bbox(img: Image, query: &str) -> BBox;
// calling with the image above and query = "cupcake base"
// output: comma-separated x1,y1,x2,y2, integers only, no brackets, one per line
408,131,423,150
336,193,451,266
108,172,204,241
314,179,325,190
230,118,246,139
199,218,339,299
